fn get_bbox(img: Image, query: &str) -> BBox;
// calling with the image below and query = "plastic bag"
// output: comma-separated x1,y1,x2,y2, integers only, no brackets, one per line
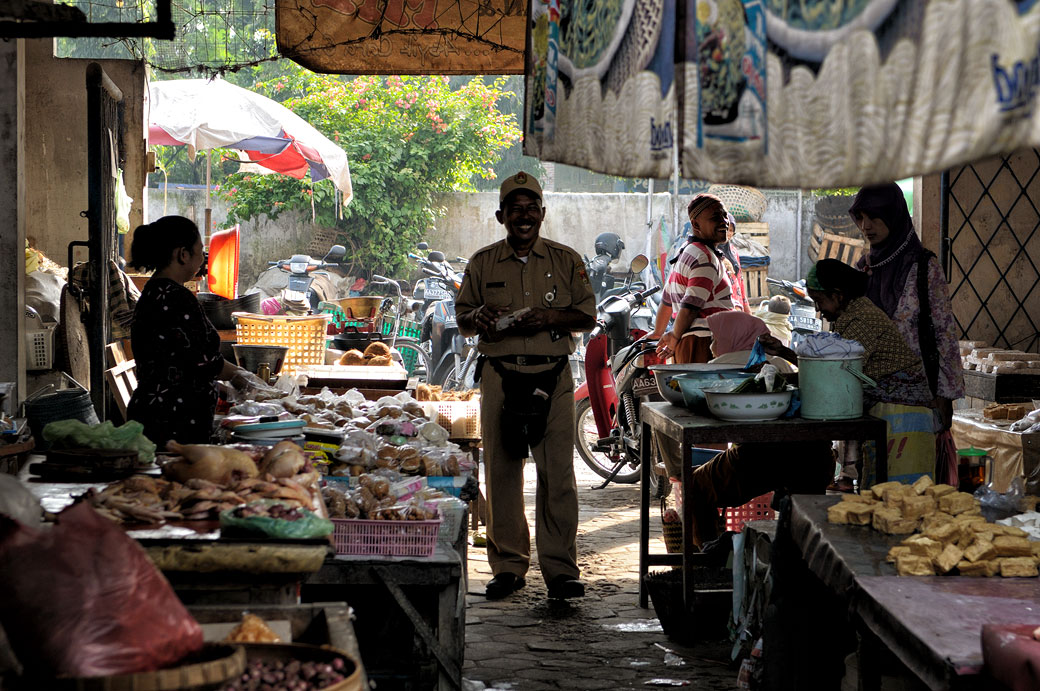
744,340,767,370
0,502,203,677
0,474,42,526
115,169,133,235
42,419,157,464
219,500,334,539
974,476,1027,511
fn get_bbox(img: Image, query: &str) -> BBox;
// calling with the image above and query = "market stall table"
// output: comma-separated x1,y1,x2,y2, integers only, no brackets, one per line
303,543,465,691
22,468,331,605
777,494,1040,690
638,402,888,612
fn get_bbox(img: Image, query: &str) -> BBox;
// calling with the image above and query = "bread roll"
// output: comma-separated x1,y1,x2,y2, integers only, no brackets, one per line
364,341,392,358
338,349,366,366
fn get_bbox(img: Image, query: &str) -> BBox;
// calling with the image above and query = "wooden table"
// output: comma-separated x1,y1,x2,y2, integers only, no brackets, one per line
637,402,888,611
303,544,465,691
775,495,1039,690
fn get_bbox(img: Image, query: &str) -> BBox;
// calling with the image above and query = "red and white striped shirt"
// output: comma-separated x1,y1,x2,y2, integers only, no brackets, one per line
662,240,735,337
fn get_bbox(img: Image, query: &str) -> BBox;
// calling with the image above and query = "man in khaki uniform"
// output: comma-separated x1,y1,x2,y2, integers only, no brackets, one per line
456,172,596,600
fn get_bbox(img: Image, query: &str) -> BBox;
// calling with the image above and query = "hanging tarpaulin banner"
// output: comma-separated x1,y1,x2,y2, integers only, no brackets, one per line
525,0,1040,187
275,0,526,74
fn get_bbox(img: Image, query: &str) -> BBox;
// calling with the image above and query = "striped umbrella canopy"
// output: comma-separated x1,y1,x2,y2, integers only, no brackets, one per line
148,78,352,205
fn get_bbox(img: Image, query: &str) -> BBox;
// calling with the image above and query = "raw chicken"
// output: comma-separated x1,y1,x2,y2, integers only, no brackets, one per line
163,441,259,485
258,440,307,478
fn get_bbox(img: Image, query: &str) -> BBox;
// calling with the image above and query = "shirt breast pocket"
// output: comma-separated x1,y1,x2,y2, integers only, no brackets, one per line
486,286,512,308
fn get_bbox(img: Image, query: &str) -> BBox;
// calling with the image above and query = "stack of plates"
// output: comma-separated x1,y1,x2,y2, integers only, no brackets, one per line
230,419,306,444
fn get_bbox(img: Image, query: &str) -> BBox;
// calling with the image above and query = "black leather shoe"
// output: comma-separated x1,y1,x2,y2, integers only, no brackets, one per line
547,575,585,599
485,573,525,599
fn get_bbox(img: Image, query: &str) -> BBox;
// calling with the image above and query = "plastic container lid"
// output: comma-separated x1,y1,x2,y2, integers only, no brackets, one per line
957,446,989,457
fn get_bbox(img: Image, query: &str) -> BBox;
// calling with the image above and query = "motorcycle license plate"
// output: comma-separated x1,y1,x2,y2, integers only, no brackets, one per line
632,375,658,397
790,315,822,332
425,283,451,301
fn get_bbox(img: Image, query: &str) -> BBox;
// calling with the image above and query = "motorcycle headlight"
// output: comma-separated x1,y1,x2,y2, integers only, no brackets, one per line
290,261,308,274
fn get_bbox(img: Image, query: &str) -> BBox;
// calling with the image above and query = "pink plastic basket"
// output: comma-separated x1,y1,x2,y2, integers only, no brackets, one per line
723,492,775,533
331,518,440,557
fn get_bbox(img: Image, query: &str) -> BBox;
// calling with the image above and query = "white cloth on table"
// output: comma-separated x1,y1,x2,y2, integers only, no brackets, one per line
794,332,864,358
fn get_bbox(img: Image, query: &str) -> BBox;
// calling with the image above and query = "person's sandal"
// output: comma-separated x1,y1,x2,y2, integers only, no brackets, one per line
485,573,525,599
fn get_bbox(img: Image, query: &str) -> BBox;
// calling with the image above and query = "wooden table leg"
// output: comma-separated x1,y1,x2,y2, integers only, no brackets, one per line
874,422,888,484
681,437,694,617
639,420,652,608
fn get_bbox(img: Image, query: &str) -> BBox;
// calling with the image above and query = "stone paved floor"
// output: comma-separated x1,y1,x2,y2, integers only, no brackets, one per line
462,455,742,690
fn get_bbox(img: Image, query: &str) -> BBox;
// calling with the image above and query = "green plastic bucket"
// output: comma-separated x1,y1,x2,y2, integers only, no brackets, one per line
797,356,876,420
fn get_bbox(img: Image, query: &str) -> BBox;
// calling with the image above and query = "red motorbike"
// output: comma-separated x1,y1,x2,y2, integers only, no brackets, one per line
573,256,667,495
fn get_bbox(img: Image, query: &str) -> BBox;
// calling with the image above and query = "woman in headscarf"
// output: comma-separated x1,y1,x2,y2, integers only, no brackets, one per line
849,184,964,476
762,259,936,485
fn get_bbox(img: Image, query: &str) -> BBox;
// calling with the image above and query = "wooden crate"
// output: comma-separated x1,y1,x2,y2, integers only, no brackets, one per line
809,224,867,265
735,221,769,252
743,264,769,301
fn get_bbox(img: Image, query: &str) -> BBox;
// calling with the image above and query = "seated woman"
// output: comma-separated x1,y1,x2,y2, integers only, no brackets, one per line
684,260,934,550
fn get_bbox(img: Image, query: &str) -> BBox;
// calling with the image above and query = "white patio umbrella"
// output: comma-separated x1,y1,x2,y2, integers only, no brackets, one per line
147,77,352,233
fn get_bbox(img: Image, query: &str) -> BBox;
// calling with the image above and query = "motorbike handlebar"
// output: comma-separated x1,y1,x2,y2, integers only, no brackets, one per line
371,274,390,283
634,285,661,302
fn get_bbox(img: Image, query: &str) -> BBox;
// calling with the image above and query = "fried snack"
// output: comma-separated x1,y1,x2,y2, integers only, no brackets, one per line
934,544,964,574
956,560,1000,577
938,492,977,515
896,554,934,576
840,494,875,504
993,535,1033,557
999,557,1039,578
364,341,392,359
870,481,903,501
827,503,852,524
964,537,997,563
925,484,958,499
902,496,936,521
416,383,434,401
886,545,911,563
338,349,366,366
911,475,934,495
367,355,393,366
904,536,943,560
224,614,282,643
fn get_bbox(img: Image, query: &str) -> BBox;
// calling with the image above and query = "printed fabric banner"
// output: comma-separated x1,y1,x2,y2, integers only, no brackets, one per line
276,0,526,74
524,0,1040,187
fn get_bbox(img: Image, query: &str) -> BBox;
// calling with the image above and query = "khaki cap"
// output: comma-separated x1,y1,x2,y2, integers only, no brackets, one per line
499,171,543,203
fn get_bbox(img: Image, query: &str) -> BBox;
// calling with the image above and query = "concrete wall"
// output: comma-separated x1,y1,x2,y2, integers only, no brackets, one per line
23,41,147,266
149,186,827,289
0,41,26,403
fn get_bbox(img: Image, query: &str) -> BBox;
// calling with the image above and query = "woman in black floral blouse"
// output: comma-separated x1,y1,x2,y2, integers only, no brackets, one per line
126,216,254,447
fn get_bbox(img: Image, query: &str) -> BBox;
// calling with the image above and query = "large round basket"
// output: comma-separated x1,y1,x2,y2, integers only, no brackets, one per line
707,184,767,222
35,644,246,691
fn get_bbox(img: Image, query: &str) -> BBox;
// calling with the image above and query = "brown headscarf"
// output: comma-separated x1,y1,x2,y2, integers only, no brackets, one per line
849,183,924,318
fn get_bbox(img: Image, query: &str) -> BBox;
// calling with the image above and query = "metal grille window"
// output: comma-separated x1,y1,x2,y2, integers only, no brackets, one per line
943,150,1040,354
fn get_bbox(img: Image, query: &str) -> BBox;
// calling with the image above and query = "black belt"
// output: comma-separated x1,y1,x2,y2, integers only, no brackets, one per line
489,354,568,366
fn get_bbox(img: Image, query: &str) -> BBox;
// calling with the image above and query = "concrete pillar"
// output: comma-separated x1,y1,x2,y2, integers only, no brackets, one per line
0,40,25,405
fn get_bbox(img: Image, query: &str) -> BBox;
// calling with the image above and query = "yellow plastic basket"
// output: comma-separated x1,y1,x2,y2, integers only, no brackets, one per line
232,313,330,375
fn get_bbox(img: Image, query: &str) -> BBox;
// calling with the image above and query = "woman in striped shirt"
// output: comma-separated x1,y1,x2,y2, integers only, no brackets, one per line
651,193,736,363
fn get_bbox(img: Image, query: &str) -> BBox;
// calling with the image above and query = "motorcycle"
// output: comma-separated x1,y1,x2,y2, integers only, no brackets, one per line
409,244,474,389
572,254,667,496
262,245,348,315
763,277,823,347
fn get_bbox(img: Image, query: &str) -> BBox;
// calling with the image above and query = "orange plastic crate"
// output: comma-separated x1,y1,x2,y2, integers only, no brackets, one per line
233,313,330,375
723,492,775,533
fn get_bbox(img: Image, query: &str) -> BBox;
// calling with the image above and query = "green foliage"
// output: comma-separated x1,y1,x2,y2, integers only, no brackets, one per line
217,71,521,276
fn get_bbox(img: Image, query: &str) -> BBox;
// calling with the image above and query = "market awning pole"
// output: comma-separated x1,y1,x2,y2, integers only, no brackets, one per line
672,115,680,241
204,150,212,243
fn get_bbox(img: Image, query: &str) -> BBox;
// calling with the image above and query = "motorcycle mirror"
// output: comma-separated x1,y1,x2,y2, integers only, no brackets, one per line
323,244,347,263
629,254,649,274
428,250,446,262
417,242,429,251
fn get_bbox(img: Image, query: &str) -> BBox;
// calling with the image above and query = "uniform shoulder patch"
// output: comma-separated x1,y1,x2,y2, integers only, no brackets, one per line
578,267,590,285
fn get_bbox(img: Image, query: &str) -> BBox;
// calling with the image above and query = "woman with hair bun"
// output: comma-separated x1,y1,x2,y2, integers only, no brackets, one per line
126,216,256,447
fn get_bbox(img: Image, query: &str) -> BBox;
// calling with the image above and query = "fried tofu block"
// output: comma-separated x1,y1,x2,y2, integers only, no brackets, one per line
912,475,935,495
999,557,1039,578
924,520,961,544
906,537,944,560
883,485,915,510
939,492,977,515
925,484,958,499
998,525,1029,538
871,481,904,501
840,493,876,504
844,503,875,526
903,495,937,521
972,529,997,543
994,536,1033,557
873,506,903,529
935,544,964,574
828,503,852,524
956,532,977,551
896,554,935,577
887,545,912,563
1032,542,1040,559
964,537,997,563
921,512,955,532
957,560,999,577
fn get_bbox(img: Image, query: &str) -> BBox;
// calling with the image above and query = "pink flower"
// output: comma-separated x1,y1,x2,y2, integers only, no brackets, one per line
306,189,313,196
230,187,238,194
362,153,371,161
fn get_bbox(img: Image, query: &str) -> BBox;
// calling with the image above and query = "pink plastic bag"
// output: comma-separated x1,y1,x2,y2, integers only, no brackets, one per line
0,501,203,677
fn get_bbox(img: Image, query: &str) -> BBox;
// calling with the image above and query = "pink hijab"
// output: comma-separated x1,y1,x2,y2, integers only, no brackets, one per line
707,311,769,356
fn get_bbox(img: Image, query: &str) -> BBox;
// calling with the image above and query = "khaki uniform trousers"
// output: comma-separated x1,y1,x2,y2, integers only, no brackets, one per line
478,359,580,582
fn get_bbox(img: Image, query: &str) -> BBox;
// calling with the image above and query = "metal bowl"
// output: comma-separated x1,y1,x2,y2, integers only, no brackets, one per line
197,292,261,330
232,344,289,375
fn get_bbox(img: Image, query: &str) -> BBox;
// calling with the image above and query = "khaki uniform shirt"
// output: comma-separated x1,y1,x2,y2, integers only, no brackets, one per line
457,236,596,357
